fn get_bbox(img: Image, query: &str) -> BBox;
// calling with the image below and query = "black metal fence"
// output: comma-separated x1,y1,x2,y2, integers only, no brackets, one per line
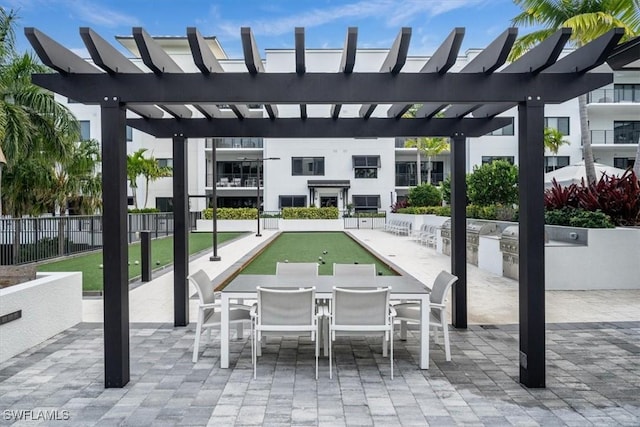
0,212,201,266
343,212,387,229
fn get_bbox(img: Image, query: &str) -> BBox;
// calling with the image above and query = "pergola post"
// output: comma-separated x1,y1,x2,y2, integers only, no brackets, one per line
101,98,130,388
518,99,546,388
172,135,189,327
450,132,467,328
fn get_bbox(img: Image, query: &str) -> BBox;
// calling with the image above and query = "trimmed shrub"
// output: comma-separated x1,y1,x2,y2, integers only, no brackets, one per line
468,160,518,206
545,207,614,228
202,207,258,220
282,207,339,219
408,184,442,207
128,208,160,213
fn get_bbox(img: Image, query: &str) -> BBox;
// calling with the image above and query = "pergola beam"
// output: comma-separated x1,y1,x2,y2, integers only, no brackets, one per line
296,27,307,118
543,28,624,73
606,35,640,70
360,27,411,118
24,27,102,74
187,27,225,74
126,117,512,138
133,27,183,74
503,28,571,73
127,104,165,119
80,27,142,74
461,28,517,74
31,72,614,104
332,27,357,118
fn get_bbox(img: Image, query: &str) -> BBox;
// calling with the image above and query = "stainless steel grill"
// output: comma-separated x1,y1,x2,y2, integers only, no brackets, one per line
441,219,452,256
466,222,499,265
500,226,519,280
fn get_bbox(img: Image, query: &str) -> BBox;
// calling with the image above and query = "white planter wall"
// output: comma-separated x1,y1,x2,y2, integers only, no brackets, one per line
196,219,256,232
279,219,343,231
545,228,640,290
0,272,82,362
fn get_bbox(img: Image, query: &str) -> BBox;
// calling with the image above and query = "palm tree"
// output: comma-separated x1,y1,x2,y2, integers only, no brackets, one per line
510,0,640,183
403,106,450,185
544,127,571,171
140,156,172,208
0,7,79,216
127,148,147,210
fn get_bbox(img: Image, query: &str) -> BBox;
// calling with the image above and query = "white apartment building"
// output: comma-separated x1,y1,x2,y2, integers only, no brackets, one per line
58,35,640,214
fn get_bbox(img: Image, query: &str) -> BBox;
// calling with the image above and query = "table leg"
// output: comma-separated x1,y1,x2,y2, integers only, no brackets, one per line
419,294,429,369
236,298,244,339
221,295,230,369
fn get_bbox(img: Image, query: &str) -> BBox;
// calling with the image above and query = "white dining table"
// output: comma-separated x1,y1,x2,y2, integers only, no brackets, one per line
219,274,431,369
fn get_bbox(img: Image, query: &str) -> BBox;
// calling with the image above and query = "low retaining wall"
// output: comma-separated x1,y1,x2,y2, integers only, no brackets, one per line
0,272,82,362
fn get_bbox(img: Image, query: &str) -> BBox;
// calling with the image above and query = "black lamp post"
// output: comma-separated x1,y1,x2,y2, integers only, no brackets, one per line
239,157,280,237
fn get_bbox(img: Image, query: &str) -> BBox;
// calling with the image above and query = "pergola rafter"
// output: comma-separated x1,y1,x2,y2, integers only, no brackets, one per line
24,23,633,392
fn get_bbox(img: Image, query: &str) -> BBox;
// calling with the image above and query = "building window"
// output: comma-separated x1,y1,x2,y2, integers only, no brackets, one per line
155,197,173,212
279,195,307,208
353,155,380,179
613,121,640,144
292,157,324,176
157,158,173,168
614,157,635,170
127,196,134,206
544,156,570,172
614,84,640,103
126,126,133,142
487,118,514,135
482,156,514,165
544,117,570,135
67,97,79,103
352,195,380,212
395,161,417,186
79,120,90,140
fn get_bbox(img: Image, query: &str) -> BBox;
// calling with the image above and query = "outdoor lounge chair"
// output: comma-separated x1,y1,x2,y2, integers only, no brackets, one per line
188,269,253,363
328,287,396,379
393,270,458,361
251,287,322,379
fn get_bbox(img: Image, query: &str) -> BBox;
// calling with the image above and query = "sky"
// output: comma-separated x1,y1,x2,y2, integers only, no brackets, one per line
7,0,529,59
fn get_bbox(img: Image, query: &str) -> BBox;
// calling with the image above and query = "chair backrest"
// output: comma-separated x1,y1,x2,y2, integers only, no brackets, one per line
430,271,459,305
332,287,390,327
257,287,315,326
275,262,319,276
333,263,376,276
188,269,215,305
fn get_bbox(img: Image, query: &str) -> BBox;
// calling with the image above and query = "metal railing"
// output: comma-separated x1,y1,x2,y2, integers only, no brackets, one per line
588,88,640,104
591,130,640,145
343,211,387,229
0,212,199,265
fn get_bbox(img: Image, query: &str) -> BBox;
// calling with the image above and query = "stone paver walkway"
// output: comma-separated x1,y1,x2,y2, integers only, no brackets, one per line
1,228,639,426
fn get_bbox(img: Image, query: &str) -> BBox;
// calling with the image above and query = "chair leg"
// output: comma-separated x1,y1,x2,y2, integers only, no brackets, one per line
442,324,451,362
315,329,319,380
329,330,333,379
390,329,394,380
192,311,204,363
400,320,407,341
253,327,258,379
382,333,388,357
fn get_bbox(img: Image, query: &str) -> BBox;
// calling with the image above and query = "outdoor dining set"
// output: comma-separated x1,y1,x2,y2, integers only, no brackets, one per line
188,264,458,379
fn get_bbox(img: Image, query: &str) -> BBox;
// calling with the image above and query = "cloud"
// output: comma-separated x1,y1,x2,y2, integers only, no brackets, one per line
66,0,140,28
214,0,490,38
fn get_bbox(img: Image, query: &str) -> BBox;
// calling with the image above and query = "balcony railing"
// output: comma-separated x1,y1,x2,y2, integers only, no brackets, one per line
587,88,640,104
591,130,640,145
205,138,263,149
206,174,262,188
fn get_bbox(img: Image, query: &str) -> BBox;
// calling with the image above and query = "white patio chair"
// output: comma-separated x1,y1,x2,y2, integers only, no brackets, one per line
275,262,319,276
333,263,376,276
251,287,322,379
328,287,396,379
188,269,253,363
393,270,458,361
219,177,229,187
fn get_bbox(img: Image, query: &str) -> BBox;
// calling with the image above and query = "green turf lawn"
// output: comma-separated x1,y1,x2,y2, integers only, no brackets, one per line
38,232,243,291
240,231,397,276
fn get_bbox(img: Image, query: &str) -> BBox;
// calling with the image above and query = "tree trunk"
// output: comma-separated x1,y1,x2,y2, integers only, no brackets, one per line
579,94,597,184
130,184,138,209
143,178,150,209
416,150,421,185
427,156,432,185
634,139,640,177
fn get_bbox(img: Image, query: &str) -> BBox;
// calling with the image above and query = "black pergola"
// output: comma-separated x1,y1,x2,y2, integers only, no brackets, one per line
25,24,633,389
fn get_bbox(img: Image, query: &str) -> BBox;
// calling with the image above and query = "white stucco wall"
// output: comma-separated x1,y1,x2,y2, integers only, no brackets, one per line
545,228,640,290
0,272,82,363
